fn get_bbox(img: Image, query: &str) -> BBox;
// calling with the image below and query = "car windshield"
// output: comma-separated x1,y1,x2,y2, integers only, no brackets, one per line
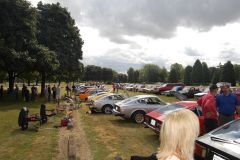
155,104,184,114
120,96,138,103
211,119,240,144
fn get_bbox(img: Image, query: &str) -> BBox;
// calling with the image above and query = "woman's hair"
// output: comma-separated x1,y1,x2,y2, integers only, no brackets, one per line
157,109,199,160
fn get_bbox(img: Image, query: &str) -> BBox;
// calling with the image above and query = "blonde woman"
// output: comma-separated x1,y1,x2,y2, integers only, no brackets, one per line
157,109,199,160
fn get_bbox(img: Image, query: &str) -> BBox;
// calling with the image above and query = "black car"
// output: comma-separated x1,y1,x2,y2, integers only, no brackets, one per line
196,119,240,160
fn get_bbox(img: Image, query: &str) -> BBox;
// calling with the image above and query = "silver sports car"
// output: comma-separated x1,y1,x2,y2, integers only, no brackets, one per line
112,95,167,123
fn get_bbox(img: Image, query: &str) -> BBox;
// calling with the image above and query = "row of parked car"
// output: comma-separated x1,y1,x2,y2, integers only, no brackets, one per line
78,84,240,160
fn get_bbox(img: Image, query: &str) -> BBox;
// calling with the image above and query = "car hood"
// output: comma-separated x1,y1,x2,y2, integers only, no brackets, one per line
147,111,165,122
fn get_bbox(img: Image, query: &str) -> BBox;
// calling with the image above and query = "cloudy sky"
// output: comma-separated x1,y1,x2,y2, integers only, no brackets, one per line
30,0,240,72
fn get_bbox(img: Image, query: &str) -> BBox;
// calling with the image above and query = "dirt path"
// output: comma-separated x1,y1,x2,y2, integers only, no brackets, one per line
56,110,93,160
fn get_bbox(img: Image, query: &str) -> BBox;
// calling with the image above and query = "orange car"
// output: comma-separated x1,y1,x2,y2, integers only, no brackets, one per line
79,88,99,101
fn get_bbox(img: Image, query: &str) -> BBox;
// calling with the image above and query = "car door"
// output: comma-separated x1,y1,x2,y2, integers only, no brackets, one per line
145,97,165,112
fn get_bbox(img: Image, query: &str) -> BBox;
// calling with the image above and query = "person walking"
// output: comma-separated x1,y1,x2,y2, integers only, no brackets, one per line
197,84,218,132
47,85,51,102
31,85,35,101
22,84,27,101
56,85,61,106
52,84,56,100
14,84,19,101
216,84,240,126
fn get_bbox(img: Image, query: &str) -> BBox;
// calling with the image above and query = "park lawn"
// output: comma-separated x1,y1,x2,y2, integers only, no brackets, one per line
80,89,179,160
0,98,62,160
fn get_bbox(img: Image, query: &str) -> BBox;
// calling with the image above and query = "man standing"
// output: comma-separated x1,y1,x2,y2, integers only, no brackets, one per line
48,85,51,102
14,84,19,101
56,85,61,106
216,84,240,126
197,84,219,132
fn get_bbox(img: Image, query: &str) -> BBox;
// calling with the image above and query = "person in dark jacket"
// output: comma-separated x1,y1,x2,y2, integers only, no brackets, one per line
0,85,3,99
14,84,19,101
18,107,29,131
40,104,48,124
48,85,51,102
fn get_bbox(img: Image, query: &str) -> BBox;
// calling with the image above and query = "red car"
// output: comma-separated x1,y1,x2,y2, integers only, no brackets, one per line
144,101,205,135
144,101,205,159
157,83,185,94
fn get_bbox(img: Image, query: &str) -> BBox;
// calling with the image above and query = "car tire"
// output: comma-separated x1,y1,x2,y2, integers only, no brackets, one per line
102,105,113,114
132,111,145,124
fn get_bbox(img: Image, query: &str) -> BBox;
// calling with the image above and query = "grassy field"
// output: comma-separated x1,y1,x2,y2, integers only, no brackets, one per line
80,89,179,160
0,84,179,160
0,84,65,160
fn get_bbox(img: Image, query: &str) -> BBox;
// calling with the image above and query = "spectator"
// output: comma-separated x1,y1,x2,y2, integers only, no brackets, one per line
216,84,240,126
14,84,19,101
66,84,71,97
31,85,35,101
0,85,4,99
18,107,29,131
112,83,115,92
40,104,48,124
48,85,51,102
22,84,27,101
197,84,218,132
157,109,199,160
52,84,56,100
72,84,76,93
56,85,61,105
44,86,48,101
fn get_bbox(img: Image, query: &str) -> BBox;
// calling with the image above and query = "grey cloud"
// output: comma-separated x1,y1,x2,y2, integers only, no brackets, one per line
184,47,202,57
35,0,240,43
220,49,240,63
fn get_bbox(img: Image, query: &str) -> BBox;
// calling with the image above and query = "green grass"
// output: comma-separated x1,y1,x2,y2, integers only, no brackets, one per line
80,89,179,160
0,97,62,160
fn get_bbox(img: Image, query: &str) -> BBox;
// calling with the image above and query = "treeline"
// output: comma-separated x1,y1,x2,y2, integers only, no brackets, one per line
127,59,240,86
0,0,83,95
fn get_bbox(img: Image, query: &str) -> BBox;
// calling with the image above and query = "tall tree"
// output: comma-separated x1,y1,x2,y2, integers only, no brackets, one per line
159,67,168,82
0,0,37,91
37,2,83,87
127,67,135,83
133,70,139,83
84,65,102,81
234,64,240,83
202,62,210,84
220,61,236,86
27,43,59,95
170,63,184,82
102,68,114,82
168,68,178,83
191,59,203,85
139,64,161,83
183,65,193,85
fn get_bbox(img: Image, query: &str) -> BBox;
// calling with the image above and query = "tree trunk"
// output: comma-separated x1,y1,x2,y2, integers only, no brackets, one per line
41,72,46,97
8,71,15,93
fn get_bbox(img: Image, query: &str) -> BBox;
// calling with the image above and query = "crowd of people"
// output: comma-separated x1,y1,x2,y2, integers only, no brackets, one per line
197,83,240,133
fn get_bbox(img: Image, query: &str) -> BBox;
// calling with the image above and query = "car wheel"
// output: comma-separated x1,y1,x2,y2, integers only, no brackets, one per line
102,105,113,114
132,111,145,124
